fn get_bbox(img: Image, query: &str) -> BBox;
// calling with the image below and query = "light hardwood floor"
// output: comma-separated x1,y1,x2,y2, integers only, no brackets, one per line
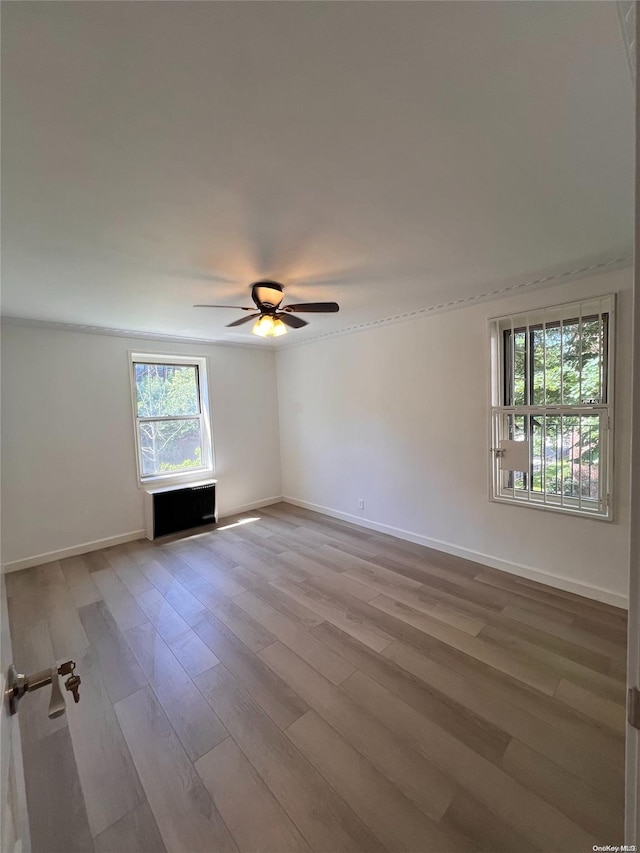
6,503,627,853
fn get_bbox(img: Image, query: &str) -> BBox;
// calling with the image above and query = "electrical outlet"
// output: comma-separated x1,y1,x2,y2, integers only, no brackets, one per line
358,499,365,510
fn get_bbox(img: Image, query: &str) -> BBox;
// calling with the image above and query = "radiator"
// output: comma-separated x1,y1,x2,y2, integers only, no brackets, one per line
143,480,217,540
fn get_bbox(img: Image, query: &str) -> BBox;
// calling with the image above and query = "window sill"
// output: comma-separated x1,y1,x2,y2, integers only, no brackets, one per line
138,468,215,491
490,494,612,522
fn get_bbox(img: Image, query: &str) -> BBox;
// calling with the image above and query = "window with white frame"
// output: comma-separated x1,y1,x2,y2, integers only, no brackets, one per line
490,295,614,519
130,353,213,483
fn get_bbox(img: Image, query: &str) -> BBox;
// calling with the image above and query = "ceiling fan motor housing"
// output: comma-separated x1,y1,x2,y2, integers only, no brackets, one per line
252,280,284,310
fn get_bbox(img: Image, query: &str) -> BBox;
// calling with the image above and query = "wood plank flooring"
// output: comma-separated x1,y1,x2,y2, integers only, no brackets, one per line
6,503,627,853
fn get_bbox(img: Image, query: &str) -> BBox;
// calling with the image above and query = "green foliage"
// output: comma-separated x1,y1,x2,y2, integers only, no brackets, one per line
136,364,199,417
135,364,203,475
159,447,202,472
510,317,604,407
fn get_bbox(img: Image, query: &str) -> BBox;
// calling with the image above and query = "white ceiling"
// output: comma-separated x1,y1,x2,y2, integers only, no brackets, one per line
2,1,634,346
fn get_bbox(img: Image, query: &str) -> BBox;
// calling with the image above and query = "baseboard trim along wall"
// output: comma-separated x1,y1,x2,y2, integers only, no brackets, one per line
4,492,626,609
2,530,147,573
2,496,285,573
218,495,285,517
282,496,629,610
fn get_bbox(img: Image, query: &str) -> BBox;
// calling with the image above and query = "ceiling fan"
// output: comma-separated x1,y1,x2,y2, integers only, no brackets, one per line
194,280,339,337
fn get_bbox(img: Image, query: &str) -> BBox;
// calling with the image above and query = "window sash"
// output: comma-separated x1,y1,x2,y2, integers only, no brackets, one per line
137,417,207,478
490,408,610,514
137,414,202,424
134,362,202,418
502,314,609,408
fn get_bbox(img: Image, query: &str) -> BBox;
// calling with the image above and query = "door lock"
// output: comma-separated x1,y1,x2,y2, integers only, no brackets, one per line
6,659,81,717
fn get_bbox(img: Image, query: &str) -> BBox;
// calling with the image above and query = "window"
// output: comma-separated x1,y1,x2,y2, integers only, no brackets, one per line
490,295,614,519
130,353,213,483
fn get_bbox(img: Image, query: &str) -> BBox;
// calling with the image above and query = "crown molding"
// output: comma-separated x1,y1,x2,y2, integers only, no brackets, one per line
278,255,633,351
1,256,632,352
0,316,273,350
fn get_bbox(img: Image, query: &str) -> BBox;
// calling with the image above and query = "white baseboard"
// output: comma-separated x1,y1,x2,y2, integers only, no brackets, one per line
2,530,147,573
219,495,284,517
2,496,285,574
4,493,627,610
282,496,628,610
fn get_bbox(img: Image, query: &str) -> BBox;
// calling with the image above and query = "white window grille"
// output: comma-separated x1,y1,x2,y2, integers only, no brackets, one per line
130,352,214,485
489,295,615,519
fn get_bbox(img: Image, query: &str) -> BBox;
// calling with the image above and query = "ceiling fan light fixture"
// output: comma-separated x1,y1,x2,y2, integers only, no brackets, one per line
251,315,289,338
252,315,275,337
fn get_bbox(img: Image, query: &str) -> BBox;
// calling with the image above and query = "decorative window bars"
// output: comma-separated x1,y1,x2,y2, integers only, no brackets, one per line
490,295,615,519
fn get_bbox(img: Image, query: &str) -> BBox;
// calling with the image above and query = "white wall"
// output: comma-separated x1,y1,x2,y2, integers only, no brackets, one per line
1,325,282,568
276,268,632,607
2,268,632,604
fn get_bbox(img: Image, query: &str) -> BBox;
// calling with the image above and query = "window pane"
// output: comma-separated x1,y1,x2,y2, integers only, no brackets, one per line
507,414,528,491
561,318,604,405
135,364,200,417
510,315,607,407
560,321,581,406
503,330,527,406
138,419,203,476
541,326,562,405
579,317,605,404
513,331,526,406
521,414,601,501
576,415,602,500
532,328,545,406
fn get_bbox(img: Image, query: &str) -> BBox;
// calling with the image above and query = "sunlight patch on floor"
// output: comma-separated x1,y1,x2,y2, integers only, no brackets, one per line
213,516,261,532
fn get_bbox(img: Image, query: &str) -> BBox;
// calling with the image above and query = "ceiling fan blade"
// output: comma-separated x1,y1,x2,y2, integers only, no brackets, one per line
277,312,308,329
194,304,254,310
226,313,261,327
282,302,340,313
